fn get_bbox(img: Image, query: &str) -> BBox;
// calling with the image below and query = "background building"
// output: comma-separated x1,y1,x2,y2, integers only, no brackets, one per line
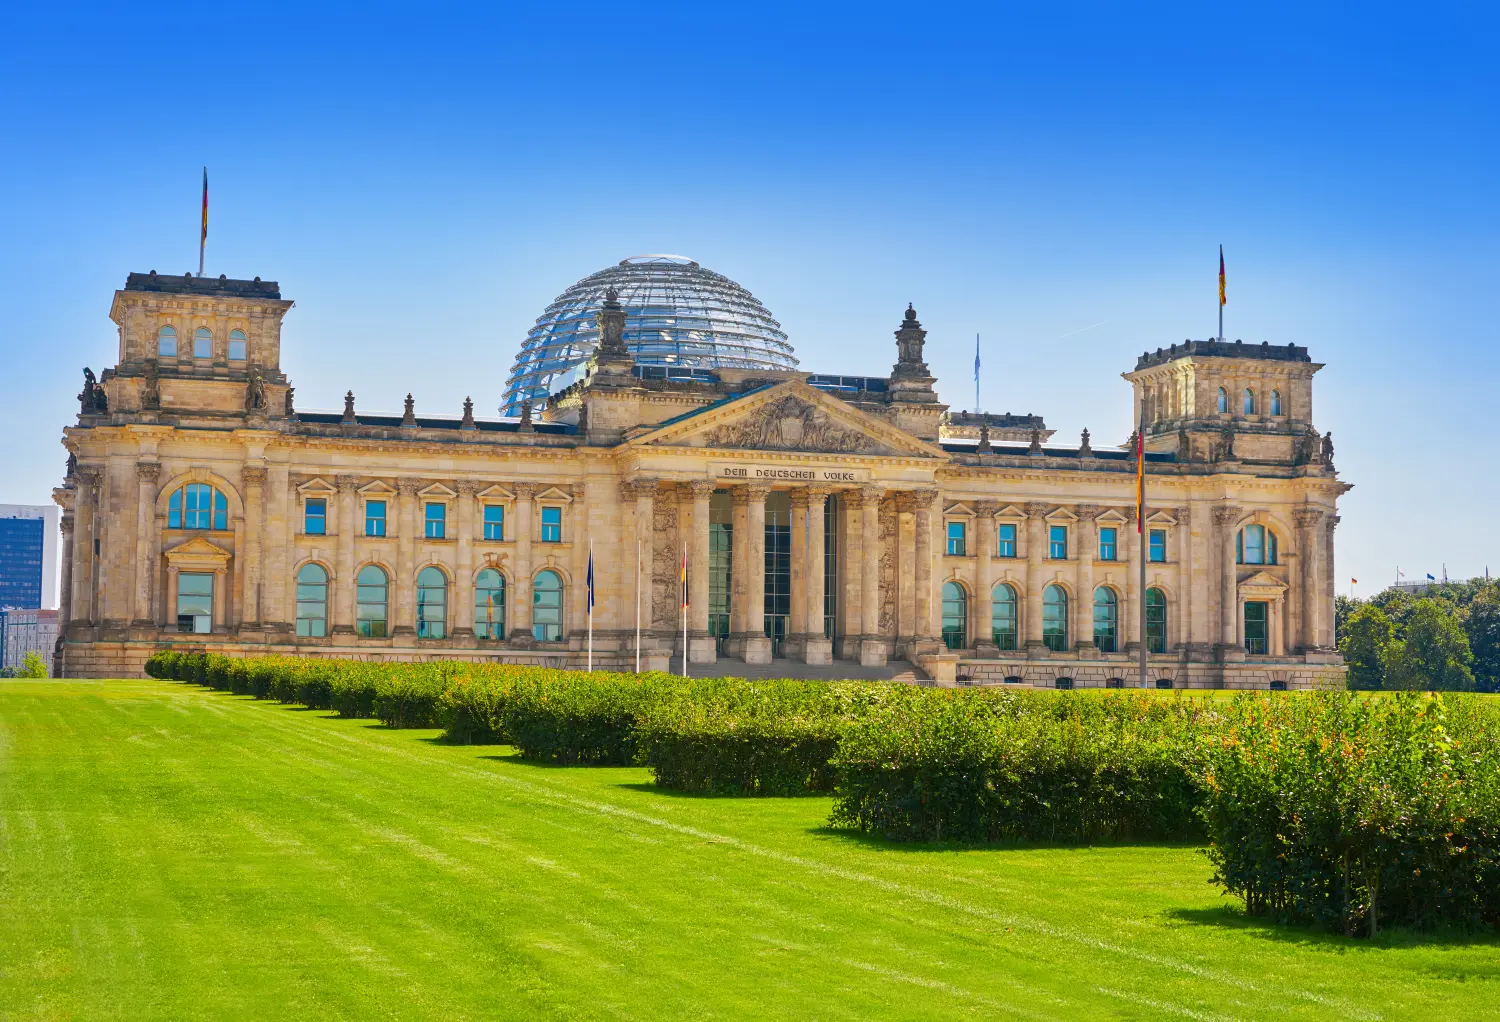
0,504,59,610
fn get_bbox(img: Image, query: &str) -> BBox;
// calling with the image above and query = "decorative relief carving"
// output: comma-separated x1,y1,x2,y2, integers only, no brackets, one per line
1293,507,1325,528
1075,503,1101,521
1024,501,1050,519
396,478,422,497
511,482,539,500
243,466,268,487
973,500,1000,518
701,395,874,453
878,501,897,634
1212,505,1244,527
456,480,483,497
135,462,160,483
686,480,717,499
334,474,359,492
650,498,680,628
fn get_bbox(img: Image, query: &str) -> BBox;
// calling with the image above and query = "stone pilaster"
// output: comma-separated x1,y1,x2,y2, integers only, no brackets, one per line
800,488,832,664
332,475,359,634
1075,504,1099,652
508,482,538,644
240,465,266,631
787,488,809,654
393,478,420,641
133,462,159,627
1214,506,1244,660
972,500,999,655
71,469,101,632
738,484,773,664
1023,501,1049,655
686,481,716,663
453,481,480,641
858,485,886,666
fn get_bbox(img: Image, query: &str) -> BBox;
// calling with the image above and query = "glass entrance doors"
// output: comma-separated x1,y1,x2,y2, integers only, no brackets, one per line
763,491,791,657
708,490,733,655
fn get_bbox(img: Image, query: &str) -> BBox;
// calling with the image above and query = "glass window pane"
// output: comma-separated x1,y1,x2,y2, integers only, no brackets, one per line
997,523,1016,558
532,569,563,641
475,568,506,639
425,502,446,539
1146,587,1167,654
1149,529,1166,563
177,572,213,632
946,521,966,556
1043,584,1068,651
541,506,562,543
1098,527,1116,561
365,500,386,536
941,582,966,650
416,566,447,639
991,582,1017,650
1049,525,1067,559
1244,600,1269,654
1093,586,1118,653
228,330,247,361
193,327,212,359
158,326,177,357
483,505,505,541
305,498,326,535
356,565,388,638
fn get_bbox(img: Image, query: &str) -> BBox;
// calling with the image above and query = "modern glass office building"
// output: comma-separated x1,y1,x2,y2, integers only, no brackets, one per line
0,505,58,610
501,255,798,416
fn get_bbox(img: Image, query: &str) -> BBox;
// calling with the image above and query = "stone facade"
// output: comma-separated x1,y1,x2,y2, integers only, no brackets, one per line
55,273,1350,688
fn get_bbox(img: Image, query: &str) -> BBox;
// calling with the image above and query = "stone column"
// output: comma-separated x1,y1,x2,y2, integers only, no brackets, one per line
686,481,715,663
972,502,998,655
1075,505,1099,653
212,565,228,633
240,465,266,630
331,475,358,634
1293,508,1321,651
1214,506,1244,659
509,482,538,643
71,469,100,631
1175,506,1192,653
453,481,479,640
166,565,179,632
394,478,420,640
910,489,938,649
264,463,292,633
858,485,886,666
838,491,863,659
787,489,809,657
801,488,832,664
58,514,75,633
1322,515,1340,649
738,484,772,664
1024,502,1049,655
133,463,159,626
728,485,750,640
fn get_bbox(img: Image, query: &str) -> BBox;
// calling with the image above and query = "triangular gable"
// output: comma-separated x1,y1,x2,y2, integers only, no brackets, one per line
418,482,457,499
535,486,574,504
1147,510,1179,526
477,484,515,502
1095,508,1128,524
944,502,975,518
626,379,947,460
1045,507,1078,523
1239,569,1288,595
995,504,1026,520
297,476,335,496
164,535,231,568
358,479,397,496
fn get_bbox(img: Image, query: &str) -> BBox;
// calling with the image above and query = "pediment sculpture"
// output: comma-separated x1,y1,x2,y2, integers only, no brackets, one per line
701,395,874,453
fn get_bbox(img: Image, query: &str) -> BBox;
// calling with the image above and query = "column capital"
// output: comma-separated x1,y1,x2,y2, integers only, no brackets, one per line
396,477,423,497
802,486,832,502
1024,501,1051,520
1293,507,1325,528
788,489,811,511
334,473,360,492
1327,514,1341,531
511,481,540,500
135,462,161,483
77,468,103,491
1212,505,1244,527
619,478,656,502
686,480,717,499
455,480,483,497
734,482,773,504
973,500,1000,517
1175,505,1191,523
1075,503,1101,521
60,516,75,535
242,465,267,487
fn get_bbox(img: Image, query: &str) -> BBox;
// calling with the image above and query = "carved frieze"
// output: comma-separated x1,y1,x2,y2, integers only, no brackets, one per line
701,395,875,454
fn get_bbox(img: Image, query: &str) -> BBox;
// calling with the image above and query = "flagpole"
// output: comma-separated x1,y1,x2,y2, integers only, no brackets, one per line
974,333,980,414
1218,245,1225,343
1137,398,1148,690
634,535,641,674
681,542,689,678
199,167,208,277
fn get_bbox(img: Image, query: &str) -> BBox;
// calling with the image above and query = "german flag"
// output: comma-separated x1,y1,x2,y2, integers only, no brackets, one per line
1218,245,1226,307
1135,426,1145,532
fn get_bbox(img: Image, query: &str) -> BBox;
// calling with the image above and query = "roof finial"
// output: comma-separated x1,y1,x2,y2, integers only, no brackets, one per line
402,393,417,426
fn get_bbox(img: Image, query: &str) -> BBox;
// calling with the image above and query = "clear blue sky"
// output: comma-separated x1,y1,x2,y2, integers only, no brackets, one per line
1,2,1495,594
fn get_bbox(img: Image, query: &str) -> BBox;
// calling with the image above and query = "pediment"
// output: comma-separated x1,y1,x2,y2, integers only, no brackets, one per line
535,486,574,504
477,484,515,502
358,480,397,496
1045,507,1078,523
419,482,457,499
165,535,231,566
1095,508,1128,524
944,502,975,518
1147,510,1179,526
1238,570,1288,595
628,380,946,459
298,476,336,496
995,504,1026,520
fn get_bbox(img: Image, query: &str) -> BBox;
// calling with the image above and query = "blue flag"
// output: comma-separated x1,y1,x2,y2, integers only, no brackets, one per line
1426,573,1436,581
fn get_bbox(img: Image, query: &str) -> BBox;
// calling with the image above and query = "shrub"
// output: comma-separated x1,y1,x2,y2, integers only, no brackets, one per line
1200,692,1500,935
831,691,1212,843
439,673,518,744
502,670,670,764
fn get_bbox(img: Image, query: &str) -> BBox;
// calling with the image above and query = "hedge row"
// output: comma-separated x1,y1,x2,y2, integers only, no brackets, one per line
146,651,1500,934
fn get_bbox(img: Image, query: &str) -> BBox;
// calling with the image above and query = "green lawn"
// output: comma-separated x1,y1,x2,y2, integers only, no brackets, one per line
3,682,1497,1021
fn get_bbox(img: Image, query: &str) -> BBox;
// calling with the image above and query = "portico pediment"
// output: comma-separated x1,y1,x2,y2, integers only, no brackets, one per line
164,535,231,570
626,380,946,460
1238,570,1288,598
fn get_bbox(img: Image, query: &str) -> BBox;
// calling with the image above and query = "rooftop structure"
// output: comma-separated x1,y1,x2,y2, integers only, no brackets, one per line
501,255,797,415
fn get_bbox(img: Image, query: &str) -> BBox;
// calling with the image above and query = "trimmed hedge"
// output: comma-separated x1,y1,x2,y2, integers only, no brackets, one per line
831,690,1214,843
1200,692,1500,935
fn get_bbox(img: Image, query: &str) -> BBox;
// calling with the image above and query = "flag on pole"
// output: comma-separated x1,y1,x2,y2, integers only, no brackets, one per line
587,544,595,613
973,334,981,382
1218,245,1226,307
199,167,208,276
1427,573,1437,581
680,544,689,610
1351,578,1358,585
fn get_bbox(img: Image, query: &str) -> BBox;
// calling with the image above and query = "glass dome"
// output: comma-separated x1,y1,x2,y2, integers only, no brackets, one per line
501,255,798,415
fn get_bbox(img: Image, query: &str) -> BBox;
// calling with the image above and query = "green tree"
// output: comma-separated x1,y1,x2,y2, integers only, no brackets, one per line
17,651,49,678
1463,591,1500,693
1338,604,1393,690
1387,600,1474,691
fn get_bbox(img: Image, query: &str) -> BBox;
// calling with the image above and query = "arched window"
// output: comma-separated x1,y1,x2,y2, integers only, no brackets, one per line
1270,389,1282,416
475,568,506,640
532,569,564,642
1236,523,1278,565
167,483,228,530
1216,386,1228,413
157,325,177,357
1155,677,1174,689
941,581,967,650
1043,584,1069,652
1145,587,1168,654
1093,586,1118,653
1243,388,1255,415
1269,679,1288,691
193,327,213,359
228,329,247,362
991,582,1018,651
1054,677,1074,690
295,563,328,637
356,565,388,638
1106,677,1125,688
416,566,448,639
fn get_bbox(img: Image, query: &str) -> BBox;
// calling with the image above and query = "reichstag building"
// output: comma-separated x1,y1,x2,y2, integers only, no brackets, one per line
55,255,1349,687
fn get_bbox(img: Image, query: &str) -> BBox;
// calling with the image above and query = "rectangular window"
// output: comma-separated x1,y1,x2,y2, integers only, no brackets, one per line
540,506,562,543
176,572,213,633
1149,528,1167,563
997,523,1017,558
365,500,386,537
1098,527,1117,561
946,521,966,556
1049,525,1068,560
483,505,505,541
425,502,446,539
1244,600,1269,655
304,498,326,536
